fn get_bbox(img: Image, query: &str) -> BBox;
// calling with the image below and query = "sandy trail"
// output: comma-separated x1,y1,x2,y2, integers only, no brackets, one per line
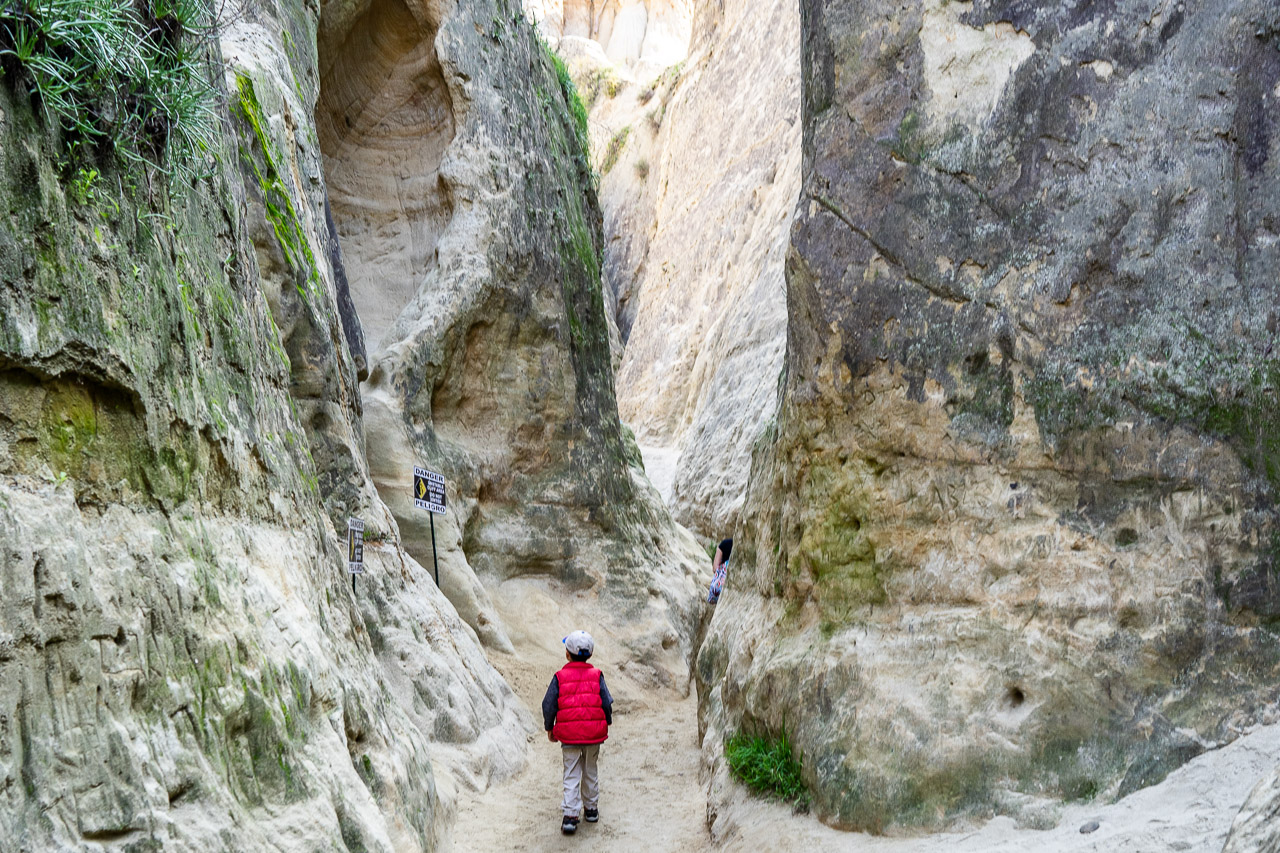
448,625,1280,853
444,577,709,853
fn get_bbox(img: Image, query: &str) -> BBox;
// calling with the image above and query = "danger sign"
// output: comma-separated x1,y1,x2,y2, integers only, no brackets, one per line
413,467,446,514
347,518,364,574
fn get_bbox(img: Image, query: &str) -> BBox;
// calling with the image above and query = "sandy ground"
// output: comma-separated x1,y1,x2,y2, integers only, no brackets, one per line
446,614,1279,853
444,598,709,853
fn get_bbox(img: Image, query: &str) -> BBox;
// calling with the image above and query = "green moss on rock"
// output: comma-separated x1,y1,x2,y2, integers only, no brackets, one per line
234,73,321,296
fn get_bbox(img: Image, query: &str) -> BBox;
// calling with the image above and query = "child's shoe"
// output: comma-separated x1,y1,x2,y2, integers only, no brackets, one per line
584,808,598,823
561,815,579,835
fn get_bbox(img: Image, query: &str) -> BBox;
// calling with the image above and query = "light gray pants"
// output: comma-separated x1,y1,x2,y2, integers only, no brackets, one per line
561,744,600,817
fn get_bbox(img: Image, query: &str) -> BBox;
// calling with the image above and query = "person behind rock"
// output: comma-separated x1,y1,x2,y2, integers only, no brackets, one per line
706,537,732,604
542,629,613,835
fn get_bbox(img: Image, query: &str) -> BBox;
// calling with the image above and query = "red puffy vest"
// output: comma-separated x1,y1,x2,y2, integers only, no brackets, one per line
552,662,608,745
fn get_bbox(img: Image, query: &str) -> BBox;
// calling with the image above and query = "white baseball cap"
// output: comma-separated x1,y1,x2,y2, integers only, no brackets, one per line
563,630,595,656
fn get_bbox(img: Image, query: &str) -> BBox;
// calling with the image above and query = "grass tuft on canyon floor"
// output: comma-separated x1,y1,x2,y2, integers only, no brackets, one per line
725,732,810,808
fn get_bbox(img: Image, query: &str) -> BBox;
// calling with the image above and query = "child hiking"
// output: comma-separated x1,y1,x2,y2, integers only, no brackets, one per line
706,537,732,604
542,630,613,835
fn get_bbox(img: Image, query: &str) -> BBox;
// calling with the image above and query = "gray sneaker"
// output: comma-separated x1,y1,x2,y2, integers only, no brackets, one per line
584,808,598,823
561,816,579,835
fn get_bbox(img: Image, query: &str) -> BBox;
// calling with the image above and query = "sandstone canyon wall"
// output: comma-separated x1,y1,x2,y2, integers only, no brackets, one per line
609,0,800,540
541,0,801,540
321,0,705,674
527,0,693,81
700,0,1280,834
0,0,698,848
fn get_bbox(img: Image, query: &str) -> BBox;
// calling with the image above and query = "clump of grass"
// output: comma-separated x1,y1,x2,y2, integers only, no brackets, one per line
542,39,590,161
646,103,665,132
725,732,809,807
659,60,684,91
580,66,620,107
67,165,98,204
634,157,648,179
600,124,630,175
0,0,219,186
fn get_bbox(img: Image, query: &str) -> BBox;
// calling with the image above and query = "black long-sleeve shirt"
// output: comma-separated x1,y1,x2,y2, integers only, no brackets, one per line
542,671,613,731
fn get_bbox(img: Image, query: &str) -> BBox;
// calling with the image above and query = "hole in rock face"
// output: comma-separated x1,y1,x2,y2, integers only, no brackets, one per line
1005,686,1025,709
317,0,455,352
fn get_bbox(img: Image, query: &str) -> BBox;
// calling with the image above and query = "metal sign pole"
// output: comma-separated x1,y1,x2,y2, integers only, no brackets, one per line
430,512,439,586
413,465,447,587
347,517,364,594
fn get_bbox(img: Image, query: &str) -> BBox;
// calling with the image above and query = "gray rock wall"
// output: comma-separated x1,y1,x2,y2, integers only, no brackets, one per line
700,0,1280,833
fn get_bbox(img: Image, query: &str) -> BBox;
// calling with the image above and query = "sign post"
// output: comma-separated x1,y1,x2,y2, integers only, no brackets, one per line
347,517,364,593
413,467,446,586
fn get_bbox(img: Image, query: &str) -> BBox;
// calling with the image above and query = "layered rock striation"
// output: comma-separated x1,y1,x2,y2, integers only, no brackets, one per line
700,0,1280,833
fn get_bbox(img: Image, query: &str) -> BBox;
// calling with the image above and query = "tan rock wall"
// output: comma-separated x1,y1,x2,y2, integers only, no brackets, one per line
318,0,455,350
530,0,692,77
324,0,707,678
601,0,800,538
0,0,585,847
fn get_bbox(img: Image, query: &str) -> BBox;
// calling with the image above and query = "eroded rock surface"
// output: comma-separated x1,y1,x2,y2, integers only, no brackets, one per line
549,0,800,539
528,0,692,80
318,0,456,351
1225,763,1280,853
611,0,798,539
321,0,706,681
700,0,1280,833
0,0,669,846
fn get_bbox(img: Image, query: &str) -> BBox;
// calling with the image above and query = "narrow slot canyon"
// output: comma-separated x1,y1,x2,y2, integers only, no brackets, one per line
316,0,1280,851
2,0,1278,849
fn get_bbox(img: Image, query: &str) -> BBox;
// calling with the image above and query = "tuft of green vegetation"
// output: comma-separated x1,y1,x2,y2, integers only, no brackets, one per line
543,40,589,160
646,103,666,132
600,124,630,174
725,732,809,807
0,0,219,184
67,165,98,205
633,156,648,179
234,73,320,296
660,61,683,90
579,66,620,107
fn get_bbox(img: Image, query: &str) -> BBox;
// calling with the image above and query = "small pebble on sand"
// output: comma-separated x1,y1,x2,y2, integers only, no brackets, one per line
1080,820,1100,834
